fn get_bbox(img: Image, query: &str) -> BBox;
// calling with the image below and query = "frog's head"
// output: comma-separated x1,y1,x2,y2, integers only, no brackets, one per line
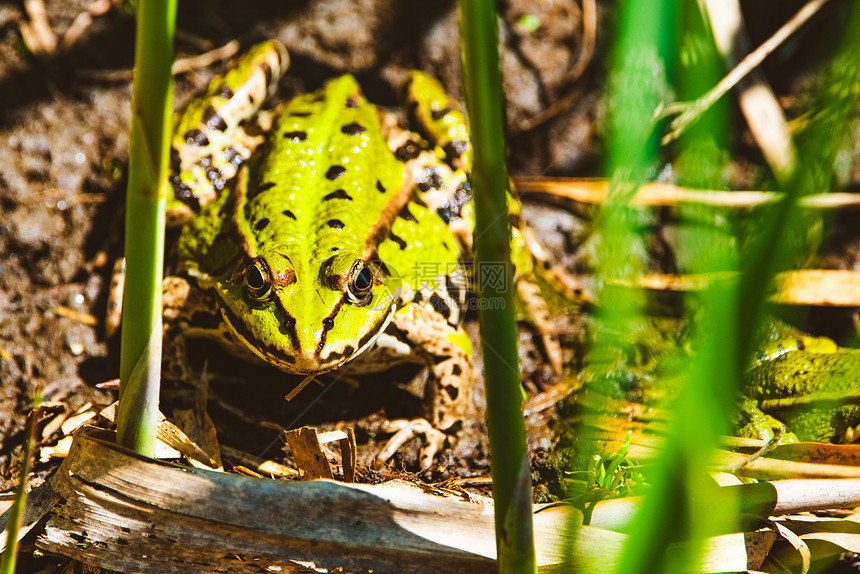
216,250,400,374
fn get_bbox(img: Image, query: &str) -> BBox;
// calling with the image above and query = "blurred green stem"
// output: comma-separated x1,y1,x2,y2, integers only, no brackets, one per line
458,1,536,572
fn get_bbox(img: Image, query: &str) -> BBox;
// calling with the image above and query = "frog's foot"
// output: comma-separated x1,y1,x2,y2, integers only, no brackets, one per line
516,276,563,374
366,305,472,467
376,417,448,470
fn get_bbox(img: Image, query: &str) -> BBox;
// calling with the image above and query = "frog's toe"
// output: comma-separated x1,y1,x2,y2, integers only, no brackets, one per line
376,417,447,470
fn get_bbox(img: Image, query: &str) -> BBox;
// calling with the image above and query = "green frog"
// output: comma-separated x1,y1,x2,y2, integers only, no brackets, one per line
164,41,580,467
738,334,860,443
570,315,860,446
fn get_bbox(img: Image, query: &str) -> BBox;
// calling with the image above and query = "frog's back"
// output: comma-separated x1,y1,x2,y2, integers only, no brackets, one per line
243,74,461,300
182,74,462,374
242,76,401,259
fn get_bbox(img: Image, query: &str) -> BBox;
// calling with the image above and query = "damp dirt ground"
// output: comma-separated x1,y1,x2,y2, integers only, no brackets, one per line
1,0,859,557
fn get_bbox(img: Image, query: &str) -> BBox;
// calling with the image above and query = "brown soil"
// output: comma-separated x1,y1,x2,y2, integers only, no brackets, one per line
1,1,859,570
0,0,603,494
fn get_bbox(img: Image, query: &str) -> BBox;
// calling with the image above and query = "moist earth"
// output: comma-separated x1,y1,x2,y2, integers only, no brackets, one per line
1,0,859,516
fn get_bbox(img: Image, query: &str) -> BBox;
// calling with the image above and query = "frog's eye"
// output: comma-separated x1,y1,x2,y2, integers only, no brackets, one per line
346,259,374,306
244,259,273,301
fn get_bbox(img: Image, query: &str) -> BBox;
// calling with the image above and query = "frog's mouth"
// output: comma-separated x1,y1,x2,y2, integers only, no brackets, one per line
216,301,393,375
217,302,299,372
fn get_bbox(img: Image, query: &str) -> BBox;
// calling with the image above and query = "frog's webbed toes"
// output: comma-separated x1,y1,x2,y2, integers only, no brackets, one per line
375,417,447,470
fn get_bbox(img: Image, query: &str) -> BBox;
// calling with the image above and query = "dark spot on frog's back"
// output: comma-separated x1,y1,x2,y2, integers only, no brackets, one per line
444,384,459,401
415,167,444,192
445,274,461,303
416,166,444,193
206,166,225,190
411,191,428,208
327,219,345,230
248,181,276,200
184,128,209,147
443,140,469,160
224,146,241,166
376,180,386,193
436,206,455,224
323,189,352,201
254,218,270,231
325,166,346,180
290,110,311,117
215,85,234,99
345,96,359,108
431,106,452,121
172,180,198,209
169,147,181,171
340,122,366,135
429,293,452,320
395,141,422,162
398,204,417,223
388,232,407,250
203,105,227,131
436,185,470,223
283,130,307,141
282,209,297,220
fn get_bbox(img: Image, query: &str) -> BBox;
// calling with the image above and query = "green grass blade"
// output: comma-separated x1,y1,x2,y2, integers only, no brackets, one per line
601,2,740,573
0,395,41,574
609,2,858,572
458,1,536,572
116,0,176,456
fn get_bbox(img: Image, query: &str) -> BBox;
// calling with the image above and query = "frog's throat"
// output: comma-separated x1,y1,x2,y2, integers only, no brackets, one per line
217,302,395,374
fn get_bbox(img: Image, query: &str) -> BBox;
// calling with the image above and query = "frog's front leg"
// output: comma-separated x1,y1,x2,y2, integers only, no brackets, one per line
375,303,472,469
